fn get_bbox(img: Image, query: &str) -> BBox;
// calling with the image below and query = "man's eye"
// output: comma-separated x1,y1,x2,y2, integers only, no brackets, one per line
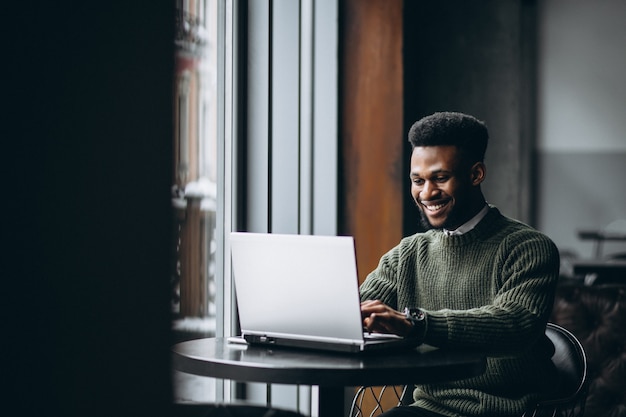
435,176,449,183
412,179,424,185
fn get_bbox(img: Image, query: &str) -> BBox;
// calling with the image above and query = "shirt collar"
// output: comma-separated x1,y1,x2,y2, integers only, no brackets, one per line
443,204,489,236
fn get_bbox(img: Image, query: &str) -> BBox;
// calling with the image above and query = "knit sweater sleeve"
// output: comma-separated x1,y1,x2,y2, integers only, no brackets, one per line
424,229,560,353
359,238,411,308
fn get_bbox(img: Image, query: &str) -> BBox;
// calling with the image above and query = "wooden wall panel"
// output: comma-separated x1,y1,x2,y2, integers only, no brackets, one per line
340,0,405,284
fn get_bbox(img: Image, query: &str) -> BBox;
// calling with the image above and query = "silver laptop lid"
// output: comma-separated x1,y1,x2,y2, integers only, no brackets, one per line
230,232,365,344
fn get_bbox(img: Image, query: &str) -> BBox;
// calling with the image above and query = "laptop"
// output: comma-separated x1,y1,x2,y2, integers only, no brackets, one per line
229,232,421,353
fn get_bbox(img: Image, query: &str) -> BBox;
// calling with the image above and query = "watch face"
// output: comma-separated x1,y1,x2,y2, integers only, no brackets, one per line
405,307,425,321
408,308,424,320
403,307,426,340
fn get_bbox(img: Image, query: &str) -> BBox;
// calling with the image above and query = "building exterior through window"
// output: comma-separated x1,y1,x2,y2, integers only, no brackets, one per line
172,0,218,338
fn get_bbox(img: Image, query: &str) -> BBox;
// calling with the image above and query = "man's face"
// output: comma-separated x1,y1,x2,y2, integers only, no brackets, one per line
410,145,482,230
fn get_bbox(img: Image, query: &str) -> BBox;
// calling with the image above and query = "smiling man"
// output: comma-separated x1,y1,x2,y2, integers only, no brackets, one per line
360,112,561,417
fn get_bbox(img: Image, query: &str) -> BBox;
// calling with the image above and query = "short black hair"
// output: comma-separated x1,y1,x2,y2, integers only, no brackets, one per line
408,112,489,164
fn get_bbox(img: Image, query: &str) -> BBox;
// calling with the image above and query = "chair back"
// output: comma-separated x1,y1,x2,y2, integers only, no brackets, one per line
350,323,589,417
523,323,588,417
547,323,587,397
349,385,410,417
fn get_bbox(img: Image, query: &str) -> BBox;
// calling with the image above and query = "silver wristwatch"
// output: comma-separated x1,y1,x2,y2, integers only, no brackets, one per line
403,307,427,339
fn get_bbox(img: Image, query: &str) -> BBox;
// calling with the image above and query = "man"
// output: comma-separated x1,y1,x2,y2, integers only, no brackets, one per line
360,112,560,417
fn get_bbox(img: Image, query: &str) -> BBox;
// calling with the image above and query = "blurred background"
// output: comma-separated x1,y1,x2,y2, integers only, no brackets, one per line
5,0,625,416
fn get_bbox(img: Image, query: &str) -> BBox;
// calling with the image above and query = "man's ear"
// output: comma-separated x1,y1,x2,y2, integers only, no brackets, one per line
470,162,486,186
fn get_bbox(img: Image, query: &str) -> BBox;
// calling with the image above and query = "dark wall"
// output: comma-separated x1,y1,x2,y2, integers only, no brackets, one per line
403,0,537,234
6,2,175,416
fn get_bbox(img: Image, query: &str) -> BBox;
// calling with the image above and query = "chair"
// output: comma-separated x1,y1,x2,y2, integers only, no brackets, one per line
350,323,588,417
521,323,588,417
350,385,411,417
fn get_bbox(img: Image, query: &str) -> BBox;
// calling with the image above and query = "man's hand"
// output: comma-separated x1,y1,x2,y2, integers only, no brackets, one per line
360,299,413,337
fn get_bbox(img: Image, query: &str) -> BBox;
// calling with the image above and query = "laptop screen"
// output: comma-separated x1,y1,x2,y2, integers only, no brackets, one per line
230,232,365,343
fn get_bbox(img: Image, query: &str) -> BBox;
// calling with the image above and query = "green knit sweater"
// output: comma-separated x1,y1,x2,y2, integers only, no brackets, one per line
359,206,561,417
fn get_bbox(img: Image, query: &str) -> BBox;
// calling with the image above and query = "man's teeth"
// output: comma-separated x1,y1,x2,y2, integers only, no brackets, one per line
424,203,445,211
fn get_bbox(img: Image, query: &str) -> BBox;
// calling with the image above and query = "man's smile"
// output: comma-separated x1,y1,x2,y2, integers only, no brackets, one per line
421,199,451,213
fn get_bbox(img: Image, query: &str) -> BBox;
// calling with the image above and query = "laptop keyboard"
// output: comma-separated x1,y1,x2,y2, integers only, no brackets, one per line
363,332,403,341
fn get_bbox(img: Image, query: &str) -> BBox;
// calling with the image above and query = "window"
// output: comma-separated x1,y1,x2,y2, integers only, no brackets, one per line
172,0,339,412
172,0,219,331
171,0,224,403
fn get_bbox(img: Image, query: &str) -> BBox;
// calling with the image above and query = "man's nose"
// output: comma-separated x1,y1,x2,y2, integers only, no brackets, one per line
420,181,438,200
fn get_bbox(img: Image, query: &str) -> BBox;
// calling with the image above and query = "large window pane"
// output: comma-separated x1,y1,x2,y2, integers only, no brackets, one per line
172,0,218,335
172,0,220,403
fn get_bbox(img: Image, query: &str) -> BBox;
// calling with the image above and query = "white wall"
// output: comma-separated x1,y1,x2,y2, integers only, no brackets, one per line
536,0,626,260
537,0,626,153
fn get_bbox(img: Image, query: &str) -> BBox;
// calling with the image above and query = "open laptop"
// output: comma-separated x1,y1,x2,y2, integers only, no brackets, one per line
229,232,421,353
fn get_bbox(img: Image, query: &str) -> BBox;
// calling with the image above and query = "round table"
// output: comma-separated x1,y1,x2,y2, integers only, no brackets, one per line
172,337,486,415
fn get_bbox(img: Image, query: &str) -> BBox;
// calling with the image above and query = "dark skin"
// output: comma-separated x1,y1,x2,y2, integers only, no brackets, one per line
361,145,487,335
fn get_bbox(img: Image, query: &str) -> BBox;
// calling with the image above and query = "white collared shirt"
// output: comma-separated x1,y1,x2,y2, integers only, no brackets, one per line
443,204,489,236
